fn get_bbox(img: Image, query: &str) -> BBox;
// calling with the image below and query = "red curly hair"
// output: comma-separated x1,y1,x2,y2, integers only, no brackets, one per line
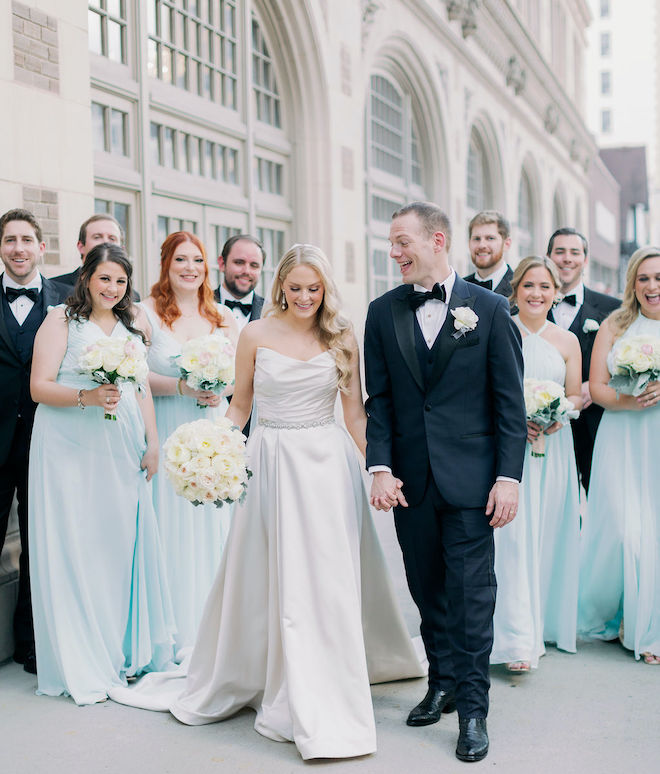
151,231,227,329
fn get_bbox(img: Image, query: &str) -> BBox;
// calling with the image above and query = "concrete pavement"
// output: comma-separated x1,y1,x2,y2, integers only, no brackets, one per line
2,515,659,773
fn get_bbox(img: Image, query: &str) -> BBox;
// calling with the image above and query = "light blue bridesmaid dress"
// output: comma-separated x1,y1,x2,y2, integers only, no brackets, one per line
491,320,581,667
143,304,233,655
28,315,176,704
578,313,660,659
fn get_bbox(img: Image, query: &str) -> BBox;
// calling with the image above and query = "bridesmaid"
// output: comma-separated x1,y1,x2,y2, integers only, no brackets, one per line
491,256,583,672
141,231,239,655
29,243,175,704
578,246,660,664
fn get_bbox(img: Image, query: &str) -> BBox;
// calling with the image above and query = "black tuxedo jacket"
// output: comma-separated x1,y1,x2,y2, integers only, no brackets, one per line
365,276,527,509
0,276,66,465
464,265,513,299
213,287,265,322
548,286,620,382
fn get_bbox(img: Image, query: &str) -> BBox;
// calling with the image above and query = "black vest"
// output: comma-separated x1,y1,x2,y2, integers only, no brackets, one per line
1,289,44,419
414,316,443,387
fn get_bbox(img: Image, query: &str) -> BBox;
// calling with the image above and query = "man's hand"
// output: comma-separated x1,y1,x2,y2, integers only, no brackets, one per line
370,471,408,511
486,480,518,528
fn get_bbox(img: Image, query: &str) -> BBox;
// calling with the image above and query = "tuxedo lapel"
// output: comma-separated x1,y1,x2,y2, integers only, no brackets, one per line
250,294,264,321
0,293,17,356
391,292,425,391
427,280,476,388
41,277,61,318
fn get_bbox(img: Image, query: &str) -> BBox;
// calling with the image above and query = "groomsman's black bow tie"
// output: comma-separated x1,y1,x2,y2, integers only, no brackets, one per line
408,283,447,310
5,286,39,303
224,298,252,315
562,294,577,306
476,278,493,290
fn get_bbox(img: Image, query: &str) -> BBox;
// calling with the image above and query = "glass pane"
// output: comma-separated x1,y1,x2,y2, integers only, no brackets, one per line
157,216,169,247
107,20,123,63
147,39,158,79
189,136,200,175
227,148,237,184
176,52,187,89
107,0,123,18
147,0,157,35
178,132,188,171
113,203,129,247
204,140,214,178
225,2,235,35
164,128,176,168
150,122,161,164
94,198,111,214
225,40,235,72
88,9,103,55
176,12,186,48
216,145,225,181
160,4,172,43
224,76,235,109
183,220,198,233
161,46,173,83
91,103,106,152
110,109,127,155
202,66,212,98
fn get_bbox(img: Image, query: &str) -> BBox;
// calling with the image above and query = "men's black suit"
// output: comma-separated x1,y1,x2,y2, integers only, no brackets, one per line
364,276,527,718
0,276,67,659
52,265,141,301
464,265,513,299
548,287,620,492
213,286,265,322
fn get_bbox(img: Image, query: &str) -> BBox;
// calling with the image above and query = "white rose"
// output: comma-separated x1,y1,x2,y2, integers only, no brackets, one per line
582,318,600,334
451,307,479,332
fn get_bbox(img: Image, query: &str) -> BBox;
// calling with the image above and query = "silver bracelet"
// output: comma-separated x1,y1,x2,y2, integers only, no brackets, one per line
77,389,86,410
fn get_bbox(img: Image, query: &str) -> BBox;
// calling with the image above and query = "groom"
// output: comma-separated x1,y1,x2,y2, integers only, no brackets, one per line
364,202,526,762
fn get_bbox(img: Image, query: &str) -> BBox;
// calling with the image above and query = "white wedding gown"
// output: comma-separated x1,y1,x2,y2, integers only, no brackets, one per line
110,347,424,759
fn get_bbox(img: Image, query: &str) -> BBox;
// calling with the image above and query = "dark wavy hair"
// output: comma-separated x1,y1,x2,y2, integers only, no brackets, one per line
65,243,146,343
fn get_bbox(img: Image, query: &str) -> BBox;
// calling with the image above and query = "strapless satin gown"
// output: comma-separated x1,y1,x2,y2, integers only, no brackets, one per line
491,321,580,667
578,313,660,659
142,304,233,654
111,348,424,758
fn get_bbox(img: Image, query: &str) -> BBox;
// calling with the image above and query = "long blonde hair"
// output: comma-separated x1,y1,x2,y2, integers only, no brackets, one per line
268,244,354,392
609,246,660,338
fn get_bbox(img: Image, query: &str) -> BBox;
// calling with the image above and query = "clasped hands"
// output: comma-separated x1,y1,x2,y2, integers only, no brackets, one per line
178,378,222,408
370,471,518,529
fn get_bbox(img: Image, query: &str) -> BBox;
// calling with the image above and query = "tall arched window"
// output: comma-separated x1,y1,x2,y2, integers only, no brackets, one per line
552,191,565,231
366,73,428,298
518,169,535,258
466,128,492,215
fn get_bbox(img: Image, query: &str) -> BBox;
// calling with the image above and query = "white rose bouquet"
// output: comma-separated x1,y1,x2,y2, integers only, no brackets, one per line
172,333,235,408
524,378,579,457
608,334,660,396
79,335,149,420
163,416,251,507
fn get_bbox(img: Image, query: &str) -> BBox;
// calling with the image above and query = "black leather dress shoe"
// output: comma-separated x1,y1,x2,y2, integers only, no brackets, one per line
406,687,456,726
456,717,488,762
23,650,37,675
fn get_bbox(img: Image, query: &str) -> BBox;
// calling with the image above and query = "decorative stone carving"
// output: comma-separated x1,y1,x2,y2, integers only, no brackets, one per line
361,0,383,50
543,104,559,134
506,55,526,95
570,139,579,162
446,0,466,21
462,0,480,38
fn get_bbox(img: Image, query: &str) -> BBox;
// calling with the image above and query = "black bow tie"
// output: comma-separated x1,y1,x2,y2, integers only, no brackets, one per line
562,294,578,306
408,283,447,310
224,298,252,315
5,286,39,303
476,278,493,290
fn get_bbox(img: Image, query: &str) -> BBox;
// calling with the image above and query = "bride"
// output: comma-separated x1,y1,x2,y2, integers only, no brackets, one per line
114,244,424,759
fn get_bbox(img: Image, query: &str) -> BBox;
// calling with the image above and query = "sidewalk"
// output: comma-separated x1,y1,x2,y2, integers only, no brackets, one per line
2,516,659,773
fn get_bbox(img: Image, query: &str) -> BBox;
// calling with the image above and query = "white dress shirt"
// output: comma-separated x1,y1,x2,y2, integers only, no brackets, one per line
219,287,254,332
415,270,455,348
2,272,42,325
553,282,583,330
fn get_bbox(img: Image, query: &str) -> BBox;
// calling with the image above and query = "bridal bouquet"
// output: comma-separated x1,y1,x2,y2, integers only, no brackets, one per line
608,334,660,396
524,378,579,457
163,416,251,507
172,333,235,408
79,335,149,420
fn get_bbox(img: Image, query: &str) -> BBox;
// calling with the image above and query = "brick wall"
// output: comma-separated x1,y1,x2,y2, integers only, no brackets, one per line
23,186,59,264
12,1,59,93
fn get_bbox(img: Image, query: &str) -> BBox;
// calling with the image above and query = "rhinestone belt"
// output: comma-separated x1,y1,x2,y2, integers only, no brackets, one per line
258,416,335,430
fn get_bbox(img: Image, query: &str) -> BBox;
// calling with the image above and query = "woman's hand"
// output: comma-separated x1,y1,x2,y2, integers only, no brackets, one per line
543,421,562,436
179,379,221,407
140,444,158,481
526,420,542,444
87,384,121,411
636,380,660,410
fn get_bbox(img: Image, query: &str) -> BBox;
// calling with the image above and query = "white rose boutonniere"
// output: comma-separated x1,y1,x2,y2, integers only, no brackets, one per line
450,307,479,339
583,318,600,334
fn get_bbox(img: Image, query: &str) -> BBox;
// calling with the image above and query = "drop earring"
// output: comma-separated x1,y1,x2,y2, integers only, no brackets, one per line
281,295,288,310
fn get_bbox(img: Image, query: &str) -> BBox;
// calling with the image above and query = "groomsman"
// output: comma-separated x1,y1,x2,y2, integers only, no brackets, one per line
546,228,620,493
365,202,527,762
464,210,514,298
214,235,265,329
0,209,66,674
52,213,123,292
